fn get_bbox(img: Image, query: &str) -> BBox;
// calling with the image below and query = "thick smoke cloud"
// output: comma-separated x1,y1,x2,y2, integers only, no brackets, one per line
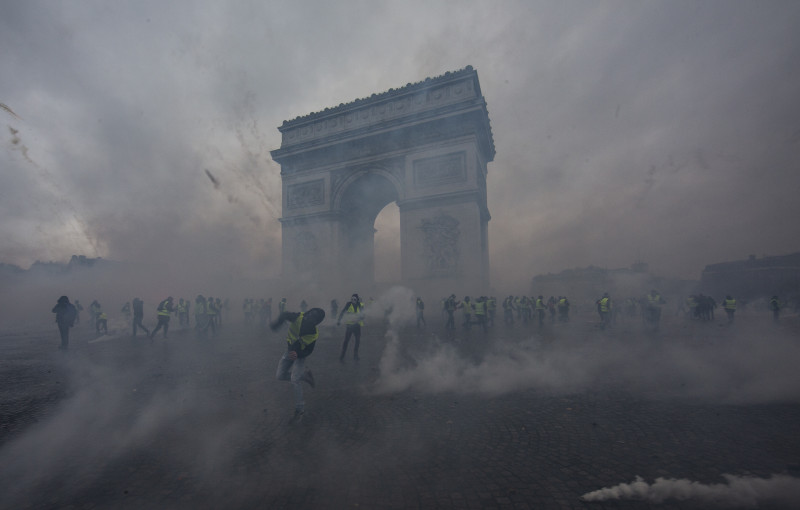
1,1,800,293
373,287,800,404
581,474,800,508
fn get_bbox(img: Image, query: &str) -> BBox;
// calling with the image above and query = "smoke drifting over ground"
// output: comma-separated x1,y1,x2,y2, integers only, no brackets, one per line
582,474,800,508
373,289,800,405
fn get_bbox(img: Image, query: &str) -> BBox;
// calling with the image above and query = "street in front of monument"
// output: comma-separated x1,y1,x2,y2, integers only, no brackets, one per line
2,314,800,509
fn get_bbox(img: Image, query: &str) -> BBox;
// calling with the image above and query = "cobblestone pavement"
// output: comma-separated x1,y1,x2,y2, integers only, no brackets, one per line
1,312,800,509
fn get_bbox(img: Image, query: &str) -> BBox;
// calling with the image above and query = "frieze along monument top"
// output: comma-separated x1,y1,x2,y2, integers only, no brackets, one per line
271,66,495,296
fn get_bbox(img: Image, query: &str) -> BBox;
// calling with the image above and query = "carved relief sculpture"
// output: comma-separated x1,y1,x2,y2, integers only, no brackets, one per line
287,179,325,210
419,212,461,276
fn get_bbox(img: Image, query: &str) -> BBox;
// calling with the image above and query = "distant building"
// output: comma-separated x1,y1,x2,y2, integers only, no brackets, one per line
700,252,800,299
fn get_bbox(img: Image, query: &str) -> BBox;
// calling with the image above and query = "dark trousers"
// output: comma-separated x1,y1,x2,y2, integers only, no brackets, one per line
133,316,150,336
445,311,455,330
340,324,361,360
58,322,70,349
151,316,170,338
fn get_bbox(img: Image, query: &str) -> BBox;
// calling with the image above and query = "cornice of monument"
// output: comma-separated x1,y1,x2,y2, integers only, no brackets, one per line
273,66,495,160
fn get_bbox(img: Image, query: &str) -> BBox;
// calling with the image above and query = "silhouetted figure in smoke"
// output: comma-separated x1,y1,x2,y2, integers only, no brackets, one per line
271,307,324,423
150,296,174,340
195,295,214,337
769,295,781,323
215,298,224,326
52,295,77,350
132,297,150,337
487,296,497,327
73,299,83,324
723,295,736,323
535,295,546,328
337,294,364,362
330,299,338,320
89,300,101,330
206,296,218,329
121,301,131,324
300,300,308,313
416,297,426,329
444,295,458,330
503,296,515,325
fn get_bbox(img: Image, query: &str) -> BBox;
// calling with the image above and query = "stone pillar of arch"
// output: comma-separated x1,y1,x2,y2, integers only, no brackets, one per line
271,66,495,296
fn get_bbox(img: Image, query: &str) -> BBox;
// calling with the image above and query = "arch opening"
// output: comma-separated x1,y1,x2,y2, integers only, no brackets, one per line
338,172,399,289
374,202,400,284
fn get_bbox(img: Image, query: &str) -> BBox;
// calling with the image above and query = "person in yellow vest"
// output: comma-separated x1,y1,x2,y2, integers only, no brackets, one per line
597,293,612,330
473,296,488,332
487,296,497,327
535,295,546,328
96,309,108,335
460,296,473,329
271,307,325,423
557,296,570,322
722,295,736,323
150,296,174,340
176,298,187,327
337,294,365,362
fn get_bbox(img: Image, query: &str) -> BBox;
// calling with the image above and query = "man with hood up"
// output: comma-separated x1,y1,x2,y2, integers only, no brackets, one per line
271,307,325,423
52,296,77,350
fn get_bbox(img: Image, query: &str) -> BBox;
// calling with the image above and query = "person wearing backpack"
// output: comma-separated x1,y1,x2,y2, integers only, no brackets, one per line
52,295,78,350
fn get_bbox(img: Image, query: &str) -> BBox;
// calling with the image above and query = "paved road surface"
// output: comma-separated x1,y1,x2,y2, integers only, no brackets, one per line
1,311,799,509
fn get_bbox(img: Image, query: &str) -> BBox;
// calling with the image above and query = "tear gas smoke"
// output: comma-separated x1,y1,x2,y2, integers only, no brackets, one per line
581,474,800,508
372,292,800,404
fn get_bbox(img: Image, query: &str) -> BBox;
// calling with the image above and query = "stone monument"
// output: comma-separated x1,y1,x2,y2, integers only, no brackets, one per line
271,66,495,296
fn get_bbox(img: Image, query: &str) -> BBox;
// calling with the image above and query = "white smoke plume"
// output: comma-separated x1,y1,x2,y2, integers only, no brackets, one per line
370,309,800,403
581,474,800,508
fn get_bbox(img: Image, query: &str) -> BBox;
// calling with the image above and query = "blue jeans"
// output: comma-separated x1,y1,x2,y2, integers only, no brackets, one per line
276,353,306,412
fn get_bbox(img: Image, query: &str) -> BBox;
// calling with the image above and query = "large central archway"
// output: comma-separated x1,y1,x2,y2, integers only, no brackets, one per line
336,170,400,289
271,66,495,296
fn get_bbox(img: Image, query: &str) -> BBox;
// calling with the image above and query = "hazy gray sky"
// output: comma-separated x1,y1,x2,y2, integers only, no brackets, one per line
2,0,799,290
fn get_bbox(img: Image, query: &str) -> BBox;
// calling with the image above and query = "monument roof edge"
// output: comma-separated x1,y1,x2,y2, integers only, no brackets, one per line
278,65,481,130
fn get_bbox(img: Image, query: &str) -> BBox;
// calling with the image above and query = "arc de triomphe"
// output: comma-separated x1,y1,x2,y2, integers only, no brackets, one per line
270,66,495,295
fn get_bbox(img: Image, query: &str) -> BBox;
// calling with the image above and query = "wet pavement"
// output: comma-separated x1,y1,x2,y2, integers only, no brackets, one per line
1,313,800,509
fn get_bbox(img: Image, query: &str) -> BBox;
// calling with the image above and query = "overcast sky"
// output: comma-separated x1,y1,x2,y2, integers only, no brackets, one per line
2,0,799,291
